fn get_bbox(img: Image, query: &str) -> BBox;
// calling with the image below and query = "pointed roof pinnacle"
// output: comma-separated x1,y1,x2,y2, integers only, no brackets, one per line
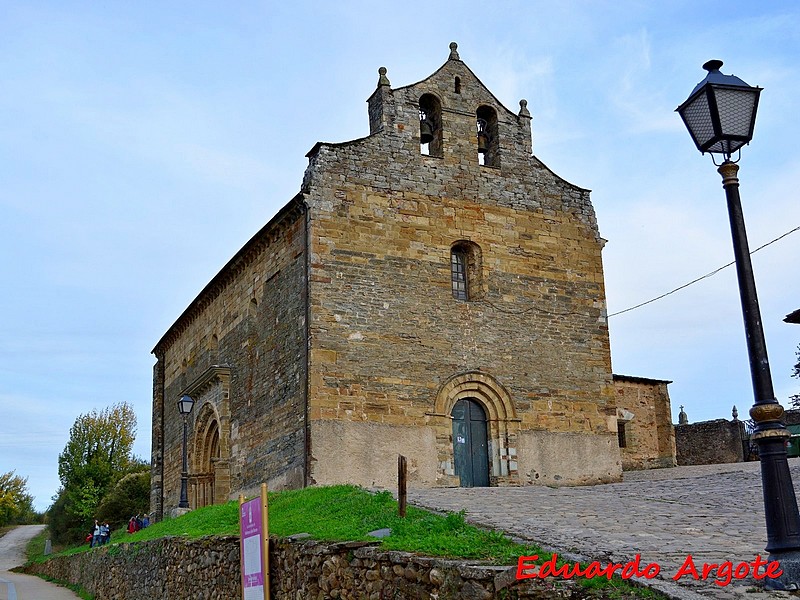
377,66,390,87
448,42,460,61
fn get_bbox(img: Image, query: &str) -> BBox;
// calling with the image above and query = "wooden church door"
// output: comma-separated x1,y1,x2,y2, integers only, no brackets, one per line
451,398,490,487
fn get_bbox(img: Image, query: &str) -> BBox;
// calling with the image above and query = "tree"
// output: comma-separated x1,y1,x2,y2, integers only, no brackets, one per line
49,402,139,543
95,469,150,529
0,471,34,526
58,402,137,492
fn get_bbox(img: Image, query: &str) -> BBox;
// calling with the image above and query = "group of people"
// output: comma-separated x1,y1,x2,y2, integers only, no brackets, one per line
87,513,151,547
127,513,150,533
89,520,110,547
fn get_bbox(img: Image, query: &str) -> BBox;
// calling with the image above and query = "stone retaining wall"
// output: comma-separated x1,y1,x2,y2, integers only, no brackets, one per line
24,535,621,599
674,419,746,465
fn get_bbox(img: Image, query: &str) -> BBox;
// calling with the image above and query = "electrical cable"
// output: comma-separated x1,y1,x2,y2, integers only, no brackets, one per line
607,225,800,318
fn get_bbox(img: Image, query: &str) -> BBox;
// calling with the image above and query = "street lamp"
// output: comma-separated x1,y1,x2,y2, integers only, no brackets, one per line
178,394,195,509
678,60,800,589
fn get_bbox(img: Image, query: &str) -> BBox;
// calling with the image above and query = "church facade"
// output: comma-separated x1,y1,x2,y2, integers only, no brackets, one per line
150,43,628,518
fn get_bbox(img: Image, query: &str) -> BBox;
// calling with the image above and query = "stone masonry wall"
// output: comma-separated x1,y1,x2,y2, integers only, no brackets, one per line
675,419,746,466
151,43,622,507
613,375,676,471
302,45,619,489
25,536,602,600
152,202,308,516
784,409,800,426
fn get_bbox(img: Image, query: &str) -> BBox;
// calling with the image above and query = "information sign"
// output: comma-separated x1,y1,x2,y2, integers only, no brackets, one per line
239,484,269,600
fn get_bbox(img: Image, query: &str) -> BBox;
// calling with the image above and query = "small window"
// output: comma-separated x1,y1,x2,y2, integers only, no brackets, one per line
451,250,468,300
450,241,482,301
617,422,627,448
454,77,461,94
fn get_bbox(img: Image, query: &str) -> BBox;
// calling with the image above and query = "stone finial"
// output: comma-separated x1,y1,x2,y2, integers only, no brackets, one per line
377,66,390,87
732,405,739,421
678,405,688,425
519,99,531,118
449,42,460,61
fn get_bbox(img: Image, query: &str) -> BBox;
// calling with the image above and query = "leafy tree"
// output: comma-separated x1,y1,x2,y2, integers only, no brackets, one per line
95,469,150,529
0,471,34,526
49,402,139,543
58,402,137,492
47,488,90,544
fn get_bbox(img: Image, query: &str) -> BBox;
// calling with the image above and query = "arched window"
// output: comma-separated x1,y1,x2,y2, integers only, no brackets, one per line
451,248,468,300
419,94,443,157
476,105,499,167
450,241,482,301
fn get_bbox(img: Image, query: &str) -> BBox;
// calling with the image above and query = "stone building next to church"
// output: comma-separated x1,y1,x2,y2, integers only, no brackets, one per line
150,43,671,518
613,375,677,471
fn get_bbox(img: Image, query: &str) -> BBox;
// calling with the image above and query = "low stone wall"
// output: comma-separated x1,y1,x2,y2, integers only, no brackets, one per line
25,536,241,600
784,409,800,426
24,535,607,599
674,419,746,465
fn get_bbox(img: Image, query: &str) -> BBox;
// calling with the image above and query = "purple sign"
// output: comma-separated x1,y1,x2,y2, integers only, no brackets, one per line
240,497,265,600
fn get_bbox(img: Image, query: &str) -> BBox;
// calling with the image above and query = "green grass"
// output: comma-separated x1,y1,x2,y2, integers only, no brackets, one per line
24,526,50,562
30,486,662,598
117,486,543,564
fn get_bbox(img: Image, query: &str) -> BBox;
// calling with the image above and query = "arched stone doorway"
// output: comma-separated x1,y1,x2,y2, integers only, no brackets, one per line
183,365,232,509
432,371,521,486
192,412,220,507
451,398,489,487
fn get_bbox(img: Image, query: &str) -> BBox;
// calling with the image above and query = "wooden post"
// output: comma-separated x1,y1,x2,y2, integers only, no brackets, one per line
398,454,407,518
239,487,270,600
261,483,270,600
238,494,245,599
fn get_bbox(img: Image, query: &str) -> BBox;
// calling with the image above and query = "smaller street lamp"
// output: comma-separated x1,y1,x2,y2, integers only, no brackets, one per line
178,394,195,509
678,61,800,589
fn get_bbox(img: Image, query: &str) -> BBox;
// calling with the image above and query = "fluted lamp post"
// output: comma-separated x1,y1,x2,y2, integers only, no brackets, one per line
677,60,800,589
178,394,195,509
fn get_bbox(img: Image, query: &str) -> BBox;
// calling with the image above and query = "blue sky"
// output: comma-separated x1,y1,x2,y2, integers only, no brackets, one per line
1,1,799,511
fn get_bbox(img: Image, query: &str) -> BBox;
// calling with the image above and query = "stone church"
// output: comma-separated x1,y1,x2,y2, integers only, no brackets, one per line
150,43,674,518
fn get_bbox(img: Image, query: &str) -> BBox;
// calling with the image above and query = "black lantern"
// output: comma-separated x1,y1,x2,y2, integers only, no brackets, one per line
678,61,800,590
177,394,195,509
178,394,195,415
676,59,761,158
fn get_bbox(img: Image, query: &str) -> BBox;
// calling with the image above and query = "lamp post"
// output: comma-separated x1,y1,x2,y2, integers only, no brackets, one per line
677,60,800,589
178,394,195,509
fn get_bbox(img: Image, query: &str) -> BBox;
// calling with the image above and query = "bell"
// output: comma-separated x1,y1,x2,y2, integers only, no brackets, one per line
420,119,434,144
476,118,489,153
477,132,489,154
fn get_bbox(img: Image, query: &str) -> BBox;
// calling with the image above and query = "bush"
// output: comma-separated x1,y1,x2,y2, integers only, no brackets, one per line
47,490,91,545
95,471,151,529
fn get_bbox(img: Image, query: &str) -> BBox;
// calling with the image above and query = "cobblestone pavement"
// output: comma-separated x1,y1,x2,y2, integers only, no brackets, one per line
408,459,800,600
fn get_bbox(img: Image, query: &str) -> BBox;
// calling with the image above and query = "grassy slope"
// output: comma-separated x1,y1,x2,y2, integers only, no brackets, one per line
119,486,546,564
29,486,658,598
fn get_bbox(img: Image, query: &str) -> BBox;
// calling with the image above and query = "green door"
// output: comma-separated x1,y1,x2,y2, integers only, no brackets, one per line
451,398,490,487
787,425,800,458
